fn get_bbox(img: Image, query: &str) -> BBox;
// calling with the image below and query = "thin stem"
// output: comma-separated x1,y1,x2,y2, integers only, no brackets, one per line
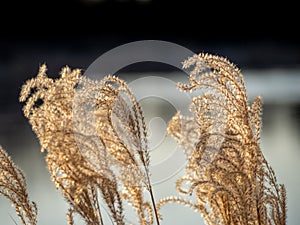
95,197,104,225
146,175,160,225
9,214,18,225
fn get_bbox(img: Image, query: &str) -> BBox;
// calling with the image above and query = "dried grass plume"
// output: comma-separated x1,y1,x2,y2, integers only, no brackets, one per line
0,53,287,225
161,53,287,225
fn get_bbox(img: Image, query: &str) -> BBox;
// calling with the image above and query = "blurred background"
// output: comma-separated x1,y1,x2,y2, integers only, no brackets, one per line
0,0,299,224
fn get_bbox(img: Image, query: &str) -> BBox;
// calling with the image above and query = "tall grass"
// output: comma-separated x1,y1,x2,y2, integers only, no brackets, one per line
0,53,286,225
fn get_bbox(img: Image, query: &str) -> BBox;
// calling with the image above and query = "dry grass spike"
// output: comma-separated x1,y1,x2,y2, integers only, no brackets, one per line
0,52,287,225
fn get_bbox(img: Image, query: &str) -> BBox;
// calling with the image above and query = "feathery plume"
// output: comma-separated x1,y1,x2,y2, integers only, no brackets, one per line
164,53,287,225
0,146,38,225
19,65,123,225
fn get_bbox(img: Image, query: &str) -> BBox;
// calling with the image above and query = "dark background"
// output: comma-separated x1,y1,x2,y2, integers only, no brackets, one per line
1,0,300,69
1,0,300,134
1,0,300,65
1,0,300,114
1,0,299,42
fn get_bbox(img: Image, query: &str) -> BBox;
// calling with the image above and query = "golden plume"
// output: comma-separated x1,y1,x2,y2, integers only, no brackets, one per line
161,53,287,225
0,145,38,225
